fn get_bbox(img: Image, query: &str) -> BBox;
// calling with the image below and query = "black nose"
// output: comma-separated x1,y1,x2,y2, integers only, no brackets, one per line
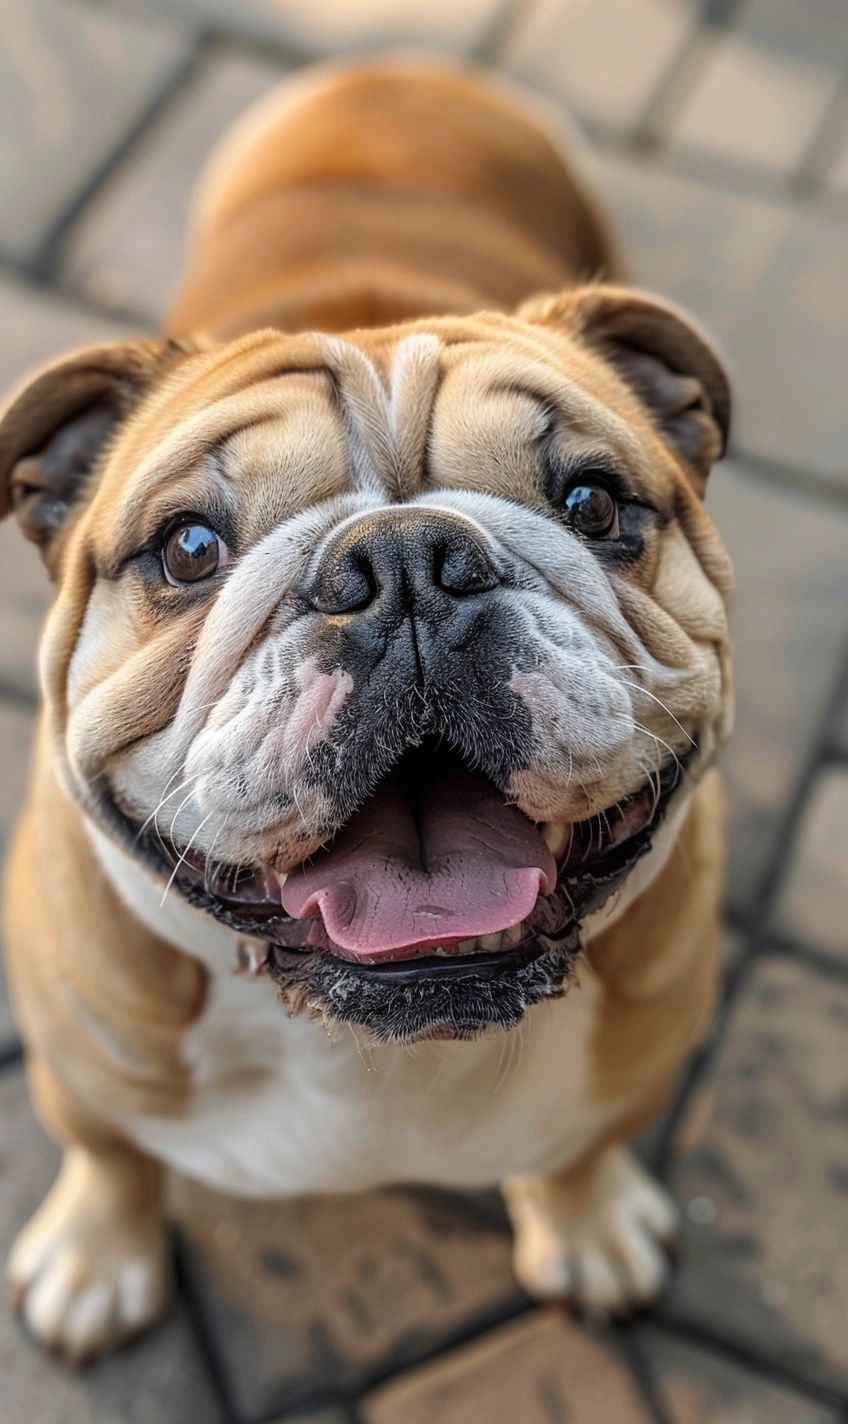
303,510,501,617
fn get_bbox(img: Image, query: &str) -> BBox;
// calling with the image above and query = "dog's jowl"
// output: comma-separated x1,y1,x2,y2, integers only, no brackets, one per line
0,61,732,1359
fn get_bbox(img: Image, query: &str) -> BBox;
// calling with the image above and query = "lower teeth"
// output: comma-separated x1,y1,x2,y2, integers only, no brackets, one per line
451,922,526,954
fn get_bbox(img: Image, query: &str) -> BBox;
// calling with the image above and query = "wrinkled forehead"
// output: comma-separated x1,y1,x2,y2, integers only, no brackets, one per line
91,317,669,546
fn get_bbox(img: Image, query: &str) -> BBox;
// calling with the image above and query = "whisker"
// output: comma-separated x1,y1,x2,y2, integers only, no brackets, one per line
167,786,202,844
347,1024,375,1073
617,679,695,748
133,768,198,847
160,811,214,910
202,820,229,893
627,720,684,776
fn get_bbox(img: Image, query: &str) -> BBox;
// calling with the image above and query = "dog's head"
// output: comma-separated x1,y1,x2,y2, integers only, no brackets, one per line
0,286,732,1042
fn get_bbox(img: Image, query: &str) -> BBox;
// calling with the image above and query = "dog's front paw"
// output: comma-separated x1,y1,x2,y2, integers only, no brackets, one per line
507,1146,678,1317
8,1147,170,1362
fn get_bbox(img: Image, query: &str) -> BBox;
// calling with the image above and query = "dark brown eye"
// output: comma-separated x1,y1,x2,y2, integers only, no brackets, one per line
563,482,619,539
162,521,227,585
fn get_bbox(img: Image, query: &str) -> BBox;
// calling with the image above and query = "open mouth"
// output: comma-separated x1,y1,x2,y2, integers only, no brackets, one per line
118,739,688,1042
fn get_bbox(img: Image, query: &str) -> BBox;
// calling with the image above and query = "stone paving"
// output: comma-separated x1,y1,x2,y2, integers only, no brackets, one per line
1,1,846,1420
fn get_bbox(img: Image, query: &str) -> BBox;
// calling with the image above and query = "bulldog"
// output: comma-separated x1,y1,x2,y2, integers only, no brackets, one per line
1,58,732,1360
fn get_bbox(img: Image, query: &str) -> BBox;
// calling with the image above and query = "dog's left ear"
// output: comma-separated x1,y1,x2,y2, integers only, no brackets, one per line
0,339,196,563
518,285,731,492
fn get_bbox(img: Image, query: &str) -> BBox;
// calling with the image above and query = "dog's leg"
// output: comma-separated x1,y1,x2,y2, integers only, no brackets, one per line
7,1054,170,1361
9,1143,169,1361
502,1143,678,1315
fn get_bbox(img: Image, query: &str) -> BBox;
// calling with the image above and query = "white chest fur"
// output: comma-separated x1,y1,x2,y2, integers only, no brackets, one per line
89,826,624,1197
128,967,615,1196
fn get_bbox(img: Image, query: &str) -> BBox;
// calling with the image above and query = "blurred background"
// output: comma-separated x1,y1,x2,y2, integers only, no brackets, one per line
0,1,846,1420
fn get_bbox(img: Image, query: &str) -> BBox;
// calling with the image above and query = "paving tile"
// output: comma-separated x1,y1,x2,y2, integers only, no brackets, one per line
61,52,287,323
595,153,848,487
0,0,193,261
0,272,149,396
0,274,146,698
705,465,848,906
774,771,848,961
0,701,36,1047
671,0,847,177
823,104,848,196
0,702,35,858
265,1413,347,1424
0,518,48,702
361,1309,652,1423
152,0,502,56
834,697,848,753
667,956,848,1393
172,1177,521,1419
0,1067,223,1424
503,0,699,132
642,1328,839,1423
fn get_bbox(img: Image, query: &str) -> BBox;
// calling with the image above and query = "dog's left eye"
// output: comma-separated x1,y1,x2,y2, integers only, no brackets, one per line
562,481,620,539
162,521,228,585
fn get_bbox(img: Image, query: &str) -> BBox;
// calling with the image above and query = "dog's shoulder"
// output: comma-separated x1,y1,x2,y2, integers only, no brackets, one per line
3,739,205,1121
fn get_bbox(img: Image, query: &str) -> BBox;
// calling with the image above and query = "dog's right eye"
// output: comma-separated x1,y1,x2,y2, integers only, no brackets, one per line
162,520,228,585
562,480,620,540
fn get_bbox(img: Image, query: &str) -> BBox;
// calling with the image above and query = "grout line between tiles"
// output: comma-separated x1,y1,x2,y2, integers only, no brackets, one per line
0,1039,23,1074
0,679,39,714
25,33,216,284
631,0,749,151
473,0,543,66
649,1313,848,1411
791,73,848,199
172,1229,246,1424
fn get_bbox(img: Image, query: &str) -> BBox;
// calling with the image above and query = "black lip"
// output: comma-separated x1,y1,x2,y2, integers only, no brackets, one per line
267,929,581,1044
271,938,545,985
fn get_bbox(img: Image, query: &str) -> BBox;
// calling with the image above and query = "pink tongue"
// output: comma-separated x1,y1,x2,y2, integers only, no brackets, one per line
281,766,556,961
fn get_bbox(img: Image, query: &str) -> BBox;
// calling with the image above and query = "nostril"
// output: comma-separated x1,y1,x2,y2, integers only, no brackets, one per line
353,552,379,600
435,538,499,596
307,552,378,614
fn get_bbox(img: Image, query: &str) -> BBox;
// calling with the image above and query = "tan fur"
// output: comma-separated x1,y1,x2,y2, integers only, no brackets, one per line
170,59,618,336
2,58,731,1354
588,769,723,1117
5,734,205,1127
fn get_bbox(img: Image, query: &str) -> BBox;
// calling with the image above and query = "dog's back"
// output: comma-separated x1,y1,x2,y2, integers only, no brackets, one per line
169,59,618,337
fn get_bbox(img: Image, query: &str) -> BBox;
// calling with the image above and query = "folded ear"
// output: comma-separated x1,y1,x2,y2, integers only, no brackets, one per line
0,339,194,565
518,285,731,491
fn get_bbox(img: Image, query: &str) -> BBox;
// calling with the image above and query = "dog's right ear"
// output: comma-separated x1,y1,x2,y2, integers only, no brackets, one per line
0,340,194,567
